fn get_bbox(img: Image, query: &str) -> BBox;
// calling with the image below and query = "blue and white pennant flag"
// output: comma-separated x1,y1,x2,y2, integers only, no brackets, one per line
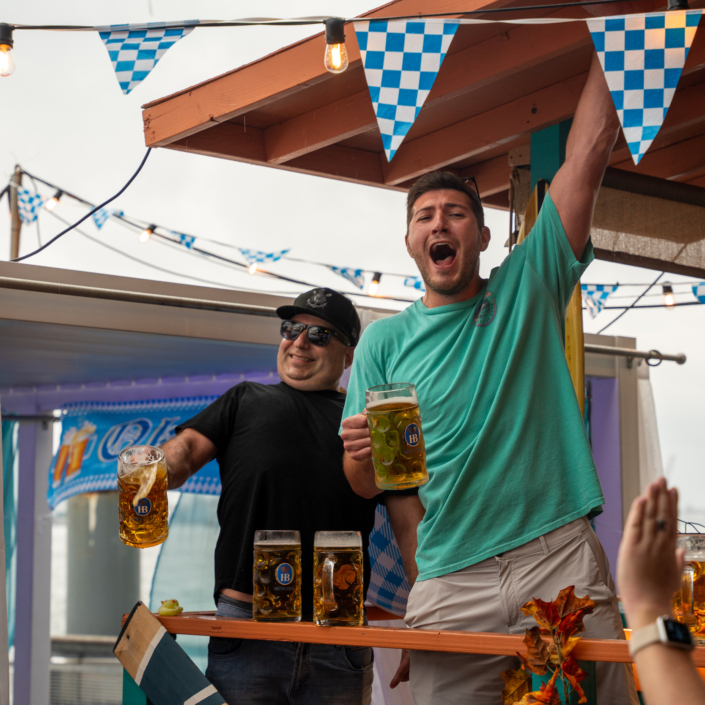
581,284,619,318
587,10,703,164
92,208,124,230
404,276,426,292
237,248,290,265
693,283,705,304
99,23,196,94
353,19,460,161
330,266,365,289
168,230,196,249
17,190,44,224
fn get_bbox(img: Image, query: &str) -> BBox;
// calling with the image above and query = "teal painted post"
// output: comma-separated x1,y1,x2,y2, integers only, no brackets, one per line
530,119,572,192
123,669,152,705
531,661,596,705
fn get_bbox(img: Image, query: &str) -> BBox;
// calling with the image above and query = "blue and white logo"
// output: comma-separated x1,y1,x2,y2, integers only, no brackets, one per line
404,424,420,447
276,563,294,586
134,498,152,517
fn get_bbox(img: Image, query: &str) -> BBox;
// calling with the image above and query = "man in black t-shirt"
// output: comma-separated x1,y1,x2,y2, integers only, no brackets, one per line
161,288,393,705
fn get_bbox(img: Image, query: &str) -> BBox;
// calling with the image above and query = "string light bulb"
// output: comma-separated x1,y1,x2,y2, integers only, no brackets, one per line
248,262,258,275
662,283,675,308
44,190,63,211
0,24,16,78
368,272,382,297
139,224,156,243
324,18,348,74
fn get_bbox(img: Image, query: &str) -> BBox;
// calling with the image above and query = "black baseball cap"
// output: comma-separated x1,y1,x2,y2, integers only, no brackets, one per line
276,288,361,347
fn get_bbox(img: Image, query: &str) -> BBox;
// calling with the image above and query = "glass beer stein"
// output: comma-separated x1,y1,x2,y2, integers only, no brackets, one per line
313,531,364,627
673,534,705,644
253,530,302,622
118,445,169,549
366,382,428,490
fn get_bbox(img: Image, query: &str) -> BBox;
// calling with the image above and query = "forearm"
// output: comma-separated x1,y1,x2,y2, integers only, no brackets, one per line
343,451,383,500
635,646,705,705
161,435,201,489
385,494,424,586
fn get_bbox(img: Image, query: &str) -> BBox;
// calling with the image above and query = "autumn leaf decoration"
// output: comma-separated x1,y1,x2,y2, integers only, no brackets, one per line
501,586,596,705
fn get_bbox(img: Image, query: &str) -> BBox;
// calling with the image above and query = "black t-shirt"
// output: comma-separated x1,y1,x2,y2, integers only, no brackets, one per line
176,381,384,618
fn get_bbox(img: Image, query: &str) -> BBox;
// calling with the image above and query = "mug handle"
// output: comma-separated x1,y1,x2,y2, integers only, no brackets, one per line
323,556,338,613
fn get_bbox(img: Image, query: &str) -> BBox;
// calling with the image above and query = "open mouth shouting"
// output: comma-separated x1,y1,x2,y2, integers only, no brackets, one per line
429,241,458,270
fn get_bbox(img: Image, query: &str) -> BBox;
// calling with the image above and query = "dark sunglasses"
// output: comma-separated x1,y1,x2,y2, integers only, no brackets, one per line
460,176,481,201
280,320,349,347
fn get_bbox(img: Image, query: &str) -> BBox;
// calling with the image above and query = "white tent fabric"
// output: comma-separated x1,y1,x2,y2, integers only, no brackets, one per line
0,401,10,705
637,365,664,491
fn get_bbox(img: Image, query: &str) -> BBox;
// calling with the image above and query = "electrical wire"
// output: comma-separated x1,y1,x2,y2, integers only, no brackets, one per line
11,149,152,263
597,271,665,334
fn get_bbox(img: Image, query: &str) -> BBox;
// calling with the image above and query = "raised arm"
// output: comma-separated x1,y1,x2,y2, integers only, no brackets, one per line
161,428,217,489
550,51,621,260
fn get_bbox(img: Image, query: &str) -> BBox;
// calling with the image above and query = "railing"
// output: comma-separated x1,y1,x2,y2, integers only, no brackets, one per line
121,610,705,705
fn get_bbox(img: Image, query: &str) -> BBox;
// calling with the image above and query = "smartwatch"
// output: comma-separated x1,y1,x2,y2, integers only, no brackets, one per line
629,616,694,657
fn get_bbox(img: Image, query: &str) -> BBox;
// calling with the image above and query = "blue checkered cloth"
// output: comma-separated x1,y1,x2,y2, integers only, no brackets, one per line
99,23,196,94
404,276,426,292
238,248,289,265
366,505,411,616
581,284,618,318
330,266,365,289
693,283,705,303
92,208,123,230
353,19,460,161
168,230,196,249
18,189,44,224
587,10,703,164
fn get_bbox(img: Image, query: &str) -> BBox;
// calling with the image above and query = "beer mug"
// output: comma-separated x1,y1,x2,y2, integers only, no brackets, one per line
673,534,705,643
117,446,169,549
366,382,428,490
313,531,363,627
253,530,302,622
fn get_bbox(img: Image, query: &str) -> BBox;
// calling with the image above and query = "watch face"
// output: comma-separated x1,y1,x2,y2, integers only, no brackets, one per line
664,618,694,646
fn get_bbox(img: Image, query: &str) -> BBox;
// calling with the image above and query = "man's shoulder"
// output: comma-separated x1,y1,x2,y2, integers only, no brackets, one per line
363,304,418,341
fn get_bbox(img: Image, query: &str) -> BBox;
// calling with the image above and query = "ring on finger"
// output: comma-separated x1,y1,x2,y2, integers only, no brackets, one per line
656,518,667,532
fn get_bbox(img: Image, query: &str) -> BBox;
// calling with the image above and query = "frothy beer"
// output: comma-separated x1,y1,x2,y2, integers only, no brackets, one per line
118,446,169,549
313,531,363,627
366,383,428,490
673,535,705,644
253,531,302,622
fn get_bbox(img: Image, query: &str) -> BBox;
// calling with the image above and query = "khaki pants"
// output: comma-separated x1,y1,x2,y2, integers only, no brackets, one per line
405,517,639,705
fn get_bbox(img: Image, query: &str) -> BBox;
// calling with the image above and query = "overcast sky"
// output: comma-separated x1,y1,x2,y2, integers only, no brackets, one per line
1,0,704,516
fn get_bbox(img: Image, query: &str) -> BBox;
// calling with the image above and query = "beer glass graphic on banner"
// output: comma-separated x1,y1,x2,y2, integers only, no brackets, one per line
366,382,428,490
117,445,169,549
253,530,302,622
313,531,364,627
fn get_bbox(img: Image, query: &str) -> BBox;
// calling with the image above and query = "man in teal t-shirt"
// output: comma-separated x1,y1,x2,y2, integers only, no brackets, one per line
341,53,638,705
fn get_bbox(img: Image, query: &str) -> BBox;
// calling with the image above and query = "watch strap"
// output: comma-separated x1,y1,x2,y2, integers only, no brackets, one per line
629,620,663,658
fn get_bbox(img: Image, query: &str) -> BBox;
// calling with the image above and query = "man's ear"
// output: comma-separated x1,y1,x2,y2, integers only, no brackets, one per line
480,226,491,253
405,232,413,258
344,347,355,370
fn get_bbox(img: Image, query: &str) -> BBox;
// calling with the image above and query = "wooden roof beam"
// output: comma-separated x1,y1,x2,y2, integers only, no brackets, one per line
615,134,705,182
263,20,591,165
381,73,586,186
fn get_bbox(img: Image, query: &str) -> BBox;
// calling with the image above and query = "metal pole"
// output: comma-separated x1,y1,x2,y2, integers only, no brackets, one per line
584,344,686,366
9,167,22,261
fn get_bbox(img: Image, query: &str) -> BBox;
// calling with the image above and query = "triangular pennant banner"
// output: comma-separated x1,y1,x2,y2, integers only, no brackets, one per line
581,284,618,318
17,190,44,224
693,283,705,304
404,276,426,292
92,208,123,230
99,24,196,94
353,19,460,161
330,266,365,289
587,10,703,165
237,248,289,265
167,230,196,249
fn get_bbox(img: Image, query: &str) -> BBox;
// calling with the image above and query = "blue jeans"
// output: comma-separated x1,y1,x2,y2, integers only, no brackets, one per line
206,596,373,705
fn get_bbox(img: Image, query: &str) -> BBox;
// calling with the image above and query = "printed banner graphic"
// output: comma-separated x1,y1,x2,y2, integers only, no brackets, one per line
587,10,703,164
99,24,196,94
47,397,220,509
354,19,460,161
581,283,619,318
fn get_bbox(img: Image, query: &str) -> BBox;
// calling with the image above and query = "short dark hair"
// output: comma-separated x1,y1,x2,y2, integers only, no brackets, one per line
406,171,484,232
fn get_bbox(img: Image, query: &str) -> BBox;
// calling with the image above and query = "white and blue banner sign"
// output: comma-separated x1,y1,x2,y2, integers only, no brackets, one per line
47,397,220,509
693,283,705,303
581,283,619,318
18,189,44,224
330,266,365,289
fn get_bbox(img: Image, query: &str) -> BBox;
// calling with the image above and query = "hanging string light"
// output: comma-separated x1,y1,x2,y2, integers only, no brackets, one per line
0,24,16,77
44,190,63,211
323,18,349,74
662,282,675,308
368,272,382,297
139,224,156,243
248,262,258,275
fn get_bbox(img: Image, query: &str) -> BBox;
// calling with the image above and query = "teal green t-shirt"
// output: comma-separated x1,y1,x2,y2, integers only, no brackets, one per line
342,193,605,582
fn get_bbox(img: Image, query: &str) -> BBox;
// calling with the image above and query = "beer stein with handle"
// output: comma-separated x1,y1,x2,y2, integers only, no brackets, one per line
674,534,705,644
366,382,428,490
253,530,302,622
313,531,364,627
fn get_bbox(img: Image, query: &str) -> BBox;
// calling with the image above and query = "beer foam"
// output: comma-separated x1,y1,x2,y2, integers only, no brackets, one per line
254,538,301,546
314,533,362,549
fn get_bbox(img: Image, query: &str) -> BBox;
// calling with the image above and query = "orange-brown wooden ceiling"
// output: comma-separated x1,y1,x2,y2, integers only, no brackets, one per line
142,0,705,210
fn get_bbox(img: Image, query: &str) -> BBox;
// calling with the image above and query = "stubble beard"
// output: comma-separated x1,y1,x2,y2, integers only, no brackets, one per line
414,250,480,297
